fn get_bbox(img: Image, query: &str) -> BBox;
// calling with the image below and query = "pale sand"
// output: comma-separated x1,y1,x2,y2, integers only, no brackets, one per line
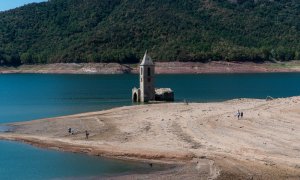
1,97,300,179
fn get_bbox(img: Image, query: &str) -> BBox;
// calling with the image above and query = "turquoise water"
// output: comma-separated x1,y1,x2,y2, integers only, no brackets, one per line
0,74,136,123
1,73,300,123
1,73,300,179
0,141,161,180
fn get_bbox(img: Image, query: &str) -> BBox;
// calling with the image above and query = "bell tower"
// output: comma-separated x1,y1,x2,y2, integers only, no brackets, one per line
140,51,155,102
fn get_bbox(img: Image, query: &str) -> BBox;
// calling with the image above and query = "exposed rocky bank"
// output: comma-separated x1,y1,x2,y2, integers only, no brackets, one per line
1,61,300,74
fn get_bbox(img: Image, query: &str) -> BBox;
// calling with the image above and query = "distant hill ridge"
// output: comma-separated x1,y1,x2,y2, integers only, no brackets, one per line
0,0,299,65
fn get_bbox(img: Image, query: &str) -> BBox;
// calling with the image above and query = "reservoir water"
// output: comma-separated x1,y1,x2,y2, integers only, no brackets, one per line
2,73,300,123
1,73,300,179
0,140,161,179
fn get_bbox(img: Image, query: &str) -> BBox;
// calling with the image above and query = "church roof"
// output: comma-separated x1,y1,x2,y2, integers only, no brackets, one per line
140,51,154,66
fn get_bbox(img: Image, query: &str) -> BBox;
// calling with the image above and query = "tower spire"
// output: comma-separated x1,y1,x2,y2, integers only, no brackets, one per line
140,50,154,66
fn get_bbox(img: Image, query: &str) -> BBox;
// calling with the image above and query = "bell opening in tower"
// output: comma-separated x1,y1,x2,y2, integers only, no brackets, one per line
148,67,151,76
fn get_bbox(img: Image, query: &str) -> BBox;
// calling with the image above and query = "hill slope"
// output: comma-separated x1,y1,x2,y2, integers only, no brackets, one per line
0,0,299,65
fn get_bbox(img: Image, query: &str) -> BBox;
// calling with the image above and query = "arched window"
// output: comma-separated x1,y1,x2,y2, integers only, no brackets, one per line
148,67,151,76
133,93,138,102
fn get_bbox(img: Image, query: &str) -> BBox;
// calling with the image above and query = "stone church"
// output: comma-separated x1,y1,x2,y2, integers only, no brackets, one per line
132,51,174,102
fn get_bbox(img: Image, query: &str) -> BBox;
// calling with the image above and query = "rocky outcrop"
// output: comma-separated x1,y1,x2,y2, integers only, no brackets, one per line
155,88,174,101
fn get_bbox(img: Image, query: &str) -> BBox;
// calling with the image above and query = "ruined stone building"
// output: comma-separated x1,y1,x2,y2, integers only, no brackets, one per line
132,51,174,102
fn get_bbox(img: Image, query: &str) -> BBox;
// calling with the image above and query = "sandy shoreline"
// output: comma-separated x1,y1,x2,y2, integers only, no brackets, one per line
1,61,300,74
1,97,300,179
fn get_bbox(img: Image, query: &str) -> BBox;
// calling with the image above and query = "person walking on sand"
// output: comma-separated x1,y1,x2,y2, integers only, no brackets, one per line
85,130,89,139
236,110,240,119
241,112,243,118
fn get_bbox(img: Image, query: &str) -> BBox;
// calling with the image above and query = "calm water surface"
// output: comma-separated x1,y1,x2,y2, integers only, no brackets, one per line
1,73,300,179
0,140,161,180
1,73,300,123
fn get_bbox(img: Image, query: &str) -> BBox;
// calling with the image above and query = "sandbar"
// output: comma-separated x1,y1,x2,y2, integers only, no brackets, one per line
1,97,300,179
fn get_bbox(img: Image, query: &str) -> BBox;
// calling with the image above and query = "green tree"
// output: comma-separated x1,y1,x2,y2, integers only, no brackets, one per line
20,53,33,64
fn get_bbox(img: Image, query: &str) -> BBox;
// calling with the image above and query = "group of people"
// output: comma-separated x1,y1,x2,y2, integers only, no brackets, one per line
236,110,244,119
68,128,89,139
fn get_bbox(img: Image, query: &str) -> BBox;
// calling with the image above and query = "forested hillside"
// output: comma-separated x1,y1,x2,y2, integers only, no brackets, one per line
0,0,299,65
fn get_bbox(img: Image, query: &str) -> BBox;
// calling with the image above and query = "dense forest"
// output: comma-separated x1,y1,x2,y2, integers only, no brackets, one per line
0,0,299,65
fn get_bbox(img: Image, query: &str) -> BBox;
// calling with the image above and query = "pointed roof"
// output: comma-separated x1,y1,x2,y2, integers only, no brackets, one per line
140,50,154,66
